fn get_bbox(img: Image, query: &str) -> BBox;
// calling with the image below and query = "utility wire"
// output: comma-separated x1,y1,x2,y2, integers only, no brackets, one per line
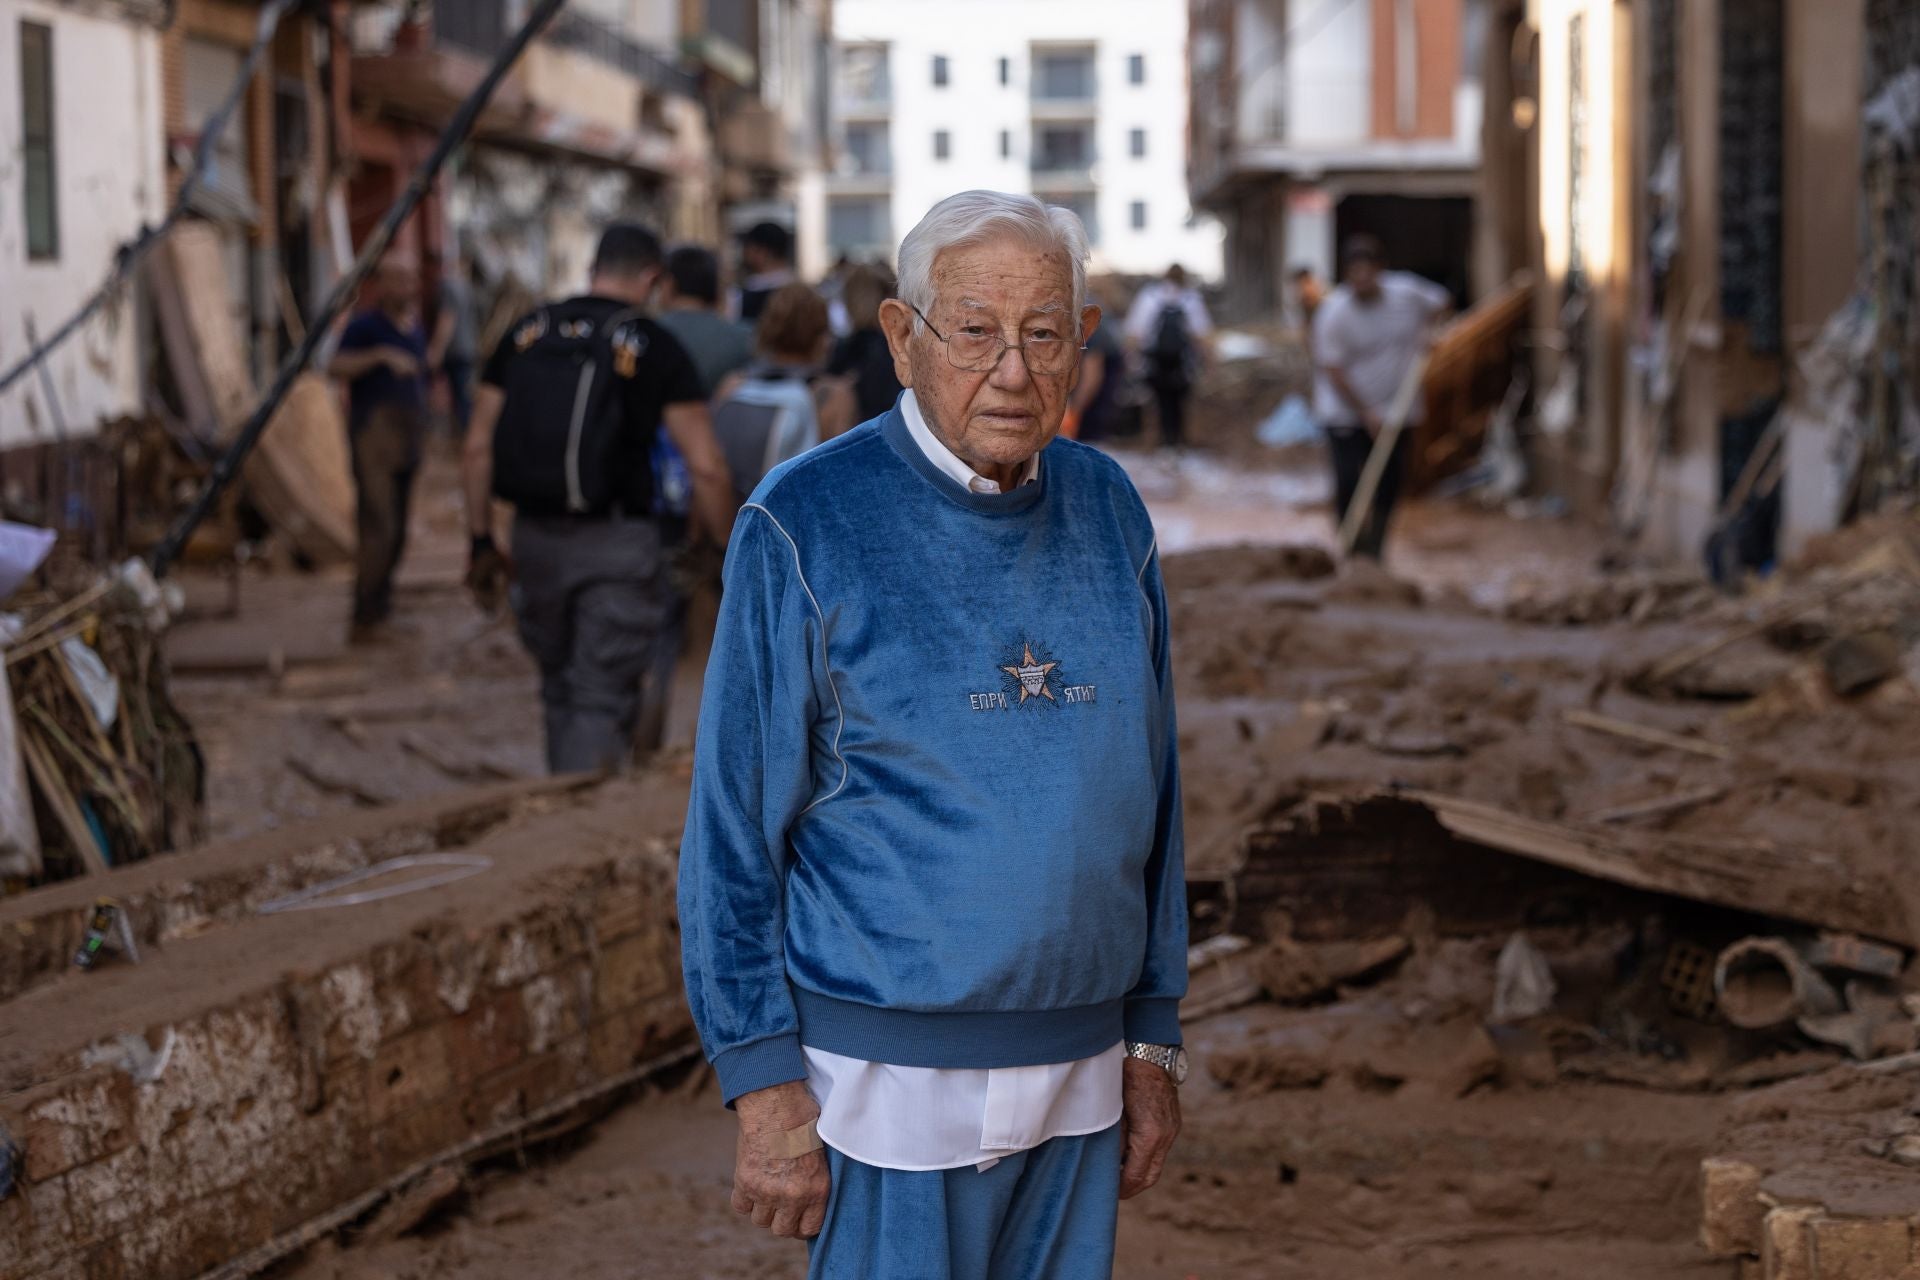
0,0,303,400
149,0,571,576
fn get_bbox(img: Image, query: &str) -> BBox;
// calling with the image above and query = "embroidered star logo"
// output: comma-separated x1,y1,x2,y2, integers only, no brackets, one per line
1001,644,1059,703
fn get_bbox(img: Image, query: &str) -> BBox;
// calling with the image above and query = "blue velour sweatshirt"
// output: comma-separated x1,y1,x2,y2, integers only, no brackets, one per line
677,403,1187,1105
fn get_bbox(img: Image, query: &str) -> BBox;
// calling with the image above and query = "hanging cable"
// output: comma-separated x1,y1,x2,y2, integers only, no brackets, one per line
148,0,571,576
0,0,304,400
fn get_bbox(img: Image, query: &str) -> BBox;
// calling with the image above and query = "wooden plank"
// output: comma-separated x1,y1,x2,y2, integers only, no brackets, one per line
247,373,355,565
1583,785,1728,825
21,728,107,874
148,227,354,566
1407,790,1912,946
160,222,258,435
1561,707,1734,760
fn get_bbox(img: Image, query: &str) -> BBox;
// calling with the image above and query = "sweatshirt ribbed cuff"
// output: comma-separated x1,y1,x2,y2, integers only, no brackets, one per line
1123,997,1183,1046
713,1033,806,1108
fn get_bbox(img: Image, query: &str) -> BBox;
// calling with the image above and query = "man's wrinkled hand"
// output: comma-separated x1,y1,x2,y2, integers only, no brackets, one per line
732,1081,832,1240
1119,1056,1181,1200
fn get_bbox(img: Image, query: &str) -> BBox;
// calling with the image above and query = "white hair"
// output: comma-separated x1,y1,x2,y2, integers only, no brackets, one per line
896,190,1090,335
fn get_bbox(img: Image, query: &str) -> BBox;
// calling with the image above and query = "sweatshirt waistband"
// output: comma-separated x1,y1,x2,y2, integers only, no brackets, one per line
793,988,1125,1069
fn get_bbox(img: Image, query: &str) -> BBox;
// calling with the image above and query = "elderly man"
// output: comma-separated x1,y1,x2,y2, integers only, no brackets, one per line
678,189,1188,1279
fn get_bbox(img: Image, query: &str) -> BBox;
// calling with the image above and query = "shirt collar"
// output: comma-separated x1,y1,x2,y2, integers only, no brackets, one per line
899,390,1042,496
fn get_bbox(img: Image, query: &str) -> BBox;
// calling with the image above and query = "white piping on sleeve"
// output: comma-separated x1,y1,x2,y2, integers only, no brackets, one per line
1136,536,1158,634
743,502,848,814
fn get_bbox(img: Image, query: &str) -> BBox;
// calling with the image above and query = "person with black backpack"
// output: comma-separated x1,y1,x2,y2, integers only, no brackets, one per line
462,223,736,775
1124,264,1213,450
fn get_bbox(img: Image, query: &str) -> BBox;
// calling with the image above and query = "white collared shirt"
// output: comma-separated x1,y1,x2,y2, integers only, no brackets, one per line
800,391,1117,1173
899,390,1042,494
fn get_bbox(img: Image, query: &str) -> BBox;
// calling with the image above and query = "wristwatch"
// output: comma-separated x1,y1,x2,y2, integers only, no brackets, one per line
1124,1041,1190,1085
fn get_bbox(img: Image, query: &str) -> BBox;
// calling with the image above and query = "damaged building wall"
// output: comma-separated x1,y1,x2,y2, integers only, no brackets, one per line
0,2,167,448
1518,0,1897,564
1777,0,1865,556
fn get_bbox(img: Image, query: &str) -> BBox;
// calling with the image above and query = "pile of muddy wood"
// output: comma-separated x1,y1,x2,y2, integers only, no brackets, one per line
1188,791,1920,1096
0,563,204,891
1180,505,1920,1092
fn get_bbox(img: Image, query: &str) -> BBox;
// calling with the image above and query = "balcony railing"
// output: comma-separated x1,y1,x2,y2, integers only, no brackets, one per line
432,0,698,99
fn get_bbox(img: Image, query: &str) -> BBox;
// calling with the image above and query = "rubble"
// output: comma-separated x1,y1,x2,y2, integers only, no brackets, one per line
0,563,205,889
0,773,693,1280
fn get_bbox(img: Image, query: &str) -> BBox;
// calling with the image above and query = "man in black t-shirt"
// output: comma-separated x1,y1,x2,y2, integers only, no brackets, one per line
463,223,736,774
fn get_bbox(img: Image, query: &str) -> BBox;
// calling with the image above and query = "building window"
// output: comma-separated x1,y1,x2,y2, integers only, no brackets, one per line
838,44,891,108
1130,200,1148,230
999,56,1010,86
1031,124,1094,174
829,196,892,255
1032,49,1095,101
1129,53,1146,84
932,54,949,87
1042,192,1099,246
842,121,891,176
1129,128,1147,158
934,129,951,160
1000,129,1011,159
20,21,58,261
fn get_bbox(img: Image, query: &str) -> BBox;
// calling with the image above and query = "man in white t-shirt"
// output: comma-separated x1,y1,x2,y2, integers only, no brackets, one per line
1311,235,1452,558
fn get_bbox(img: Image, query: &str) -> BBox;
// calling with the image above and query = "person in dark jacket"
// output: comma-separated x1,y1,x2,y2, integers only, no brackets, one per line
825,263,905,423
327,257,429,642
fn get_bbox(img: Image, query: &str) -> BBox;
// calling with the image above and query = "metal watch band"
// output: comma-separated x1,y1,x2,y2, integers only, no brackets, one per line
1124,1041,1178,1072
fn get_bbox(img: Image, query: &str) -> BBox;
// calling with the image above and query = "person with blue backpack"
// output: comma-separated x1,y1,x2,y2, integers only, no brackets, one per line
710,283,856,505
1124,264,1214,450
461,223,737,774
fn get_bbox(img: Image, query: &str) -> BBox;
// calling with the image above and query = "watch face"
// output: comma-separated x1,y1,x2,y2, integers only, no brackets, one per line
1172,1046,1191,1085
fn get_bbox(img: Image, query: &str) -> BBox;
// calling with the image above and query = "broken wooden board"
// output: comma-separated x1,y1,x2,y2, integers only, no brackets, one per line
151,221,257,435
1183,934,1260,1021
248,374,355,565
1229,794,1651,943
1407,791,1913,947
147,225,355,566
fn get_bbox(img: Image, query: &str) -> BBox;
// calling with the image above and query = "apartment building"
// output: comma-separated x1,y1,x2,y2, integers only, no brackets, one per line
1190,0,1489,318
825,0,1223,277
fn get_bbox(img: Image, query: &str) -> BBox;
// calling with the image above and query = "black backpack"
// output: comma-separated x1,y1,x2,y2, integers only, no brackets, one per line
491,303,651,517
1147,301,1192,381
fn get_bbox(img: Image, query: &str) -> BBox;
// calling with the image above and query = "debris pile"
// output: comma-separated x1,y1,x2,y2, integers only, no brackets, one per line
1168,511,1920,1106
0,562,204,889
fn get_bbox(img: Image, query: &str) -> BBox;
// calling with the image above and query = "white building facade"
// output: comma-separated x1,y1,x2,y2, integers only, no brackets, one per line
825,0,1223,278
0,1,167,447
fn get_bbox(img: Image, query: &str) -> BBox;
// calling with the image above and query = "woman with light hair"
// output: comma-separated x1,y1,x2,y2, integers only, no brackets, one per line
680,189,1188,1277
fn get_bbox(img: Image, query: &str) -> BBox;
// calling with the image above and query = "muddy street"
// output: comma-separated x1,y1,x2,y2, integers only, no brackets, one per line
3,433,1915,1280
130,442,1820,1279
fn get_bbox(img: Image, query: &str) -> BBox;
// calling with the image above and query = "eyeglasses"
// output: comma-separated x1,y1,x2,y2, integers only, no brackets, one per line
907,303,1083,376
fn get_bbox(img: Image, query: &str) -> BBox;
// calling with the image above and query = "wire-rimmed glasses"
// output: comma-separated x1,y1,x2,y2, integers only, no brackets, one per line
906,303,1083,375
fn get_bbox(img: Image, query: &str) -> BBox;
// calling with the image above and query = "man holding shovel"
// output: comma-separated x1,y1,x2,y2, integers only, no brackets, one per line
1311,234,1452,559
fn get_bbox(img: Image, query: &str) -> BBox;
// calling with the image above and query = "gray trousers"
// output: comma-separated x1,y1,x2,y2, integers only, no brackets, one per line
510,514,673,775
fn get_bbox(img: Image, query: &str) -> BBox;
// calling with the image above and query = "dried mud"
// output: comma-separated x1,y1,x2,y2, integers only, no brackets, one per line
216,446,1836,1279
